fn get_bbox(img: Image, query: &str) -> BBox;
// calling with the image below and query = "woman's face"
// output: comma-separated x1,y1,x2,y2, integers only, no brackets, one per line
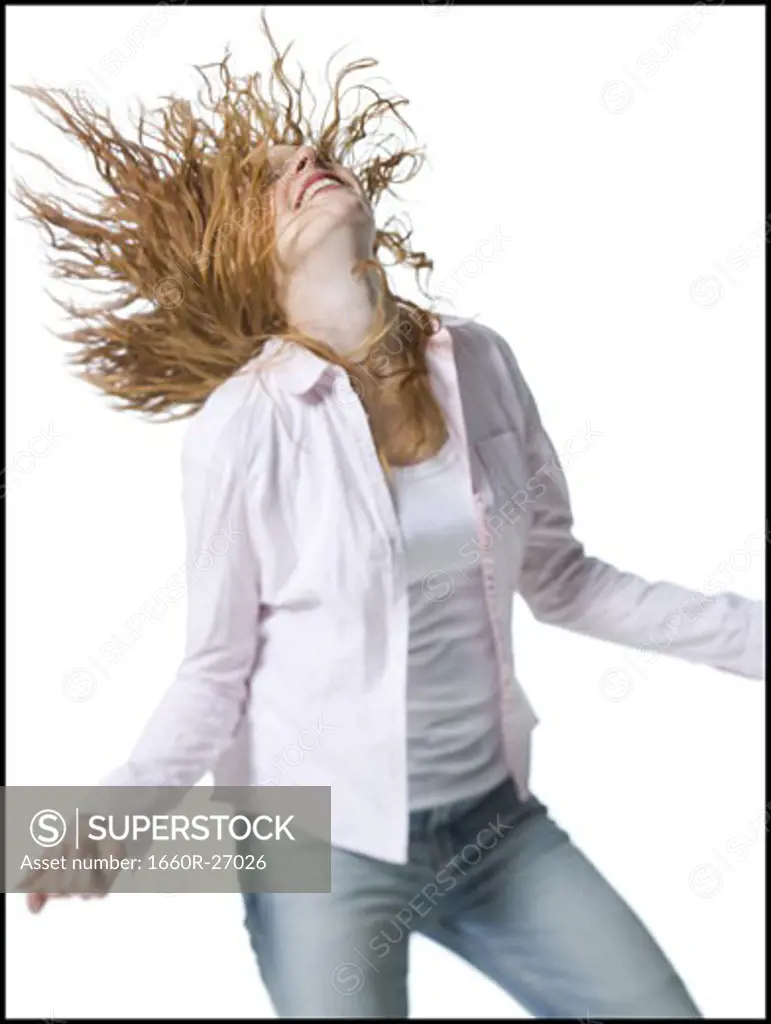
267,144,374,275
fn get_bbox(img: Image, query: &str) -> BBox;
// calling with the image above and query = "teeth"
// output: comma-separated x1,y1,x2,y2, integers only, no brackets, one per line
301,177,339,206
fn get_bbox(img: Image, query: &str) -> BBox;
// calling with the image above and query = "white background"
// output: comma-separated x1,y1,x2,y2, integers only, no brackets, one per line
5,3,765,1019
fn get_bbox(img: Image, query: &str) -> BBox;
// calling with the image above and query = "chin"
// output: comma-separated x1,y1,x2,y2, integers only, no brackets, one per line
303,186,368,221
281,194,374,253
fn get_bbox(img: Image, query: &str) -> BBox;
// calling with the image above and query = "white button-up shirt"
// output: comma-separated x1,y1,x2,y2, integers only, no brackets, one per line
101,316,763,864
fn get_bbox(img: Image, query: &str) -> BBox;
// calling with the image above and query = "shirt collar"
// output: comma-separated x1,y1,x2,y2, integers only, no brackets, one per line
257,318,449,397
257,337,334,396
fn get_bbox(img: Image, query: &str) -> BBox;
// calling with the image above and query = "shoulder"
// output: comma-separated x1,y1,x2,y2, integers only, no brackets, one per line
181,357,270,474
439,313,528,388
439,315,539,443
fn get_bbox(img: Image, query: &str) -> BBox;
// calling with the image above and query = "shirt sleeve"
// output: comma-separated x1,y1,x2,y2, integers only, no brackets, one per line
492,331,764,681
98,395,263,792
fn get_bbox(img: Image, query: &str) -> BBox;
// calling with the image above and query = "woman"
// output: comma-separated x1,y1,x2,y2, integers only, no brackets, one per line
16,17,762,1019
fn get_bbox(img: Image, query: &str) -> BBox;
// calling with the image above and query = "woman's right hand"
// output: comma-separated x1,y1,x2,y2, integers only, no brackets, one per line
18,831,126,914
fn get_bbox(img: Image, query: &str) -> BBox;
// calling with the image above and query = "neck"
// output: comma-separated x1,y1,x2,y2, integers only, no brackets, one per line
278,225,398,363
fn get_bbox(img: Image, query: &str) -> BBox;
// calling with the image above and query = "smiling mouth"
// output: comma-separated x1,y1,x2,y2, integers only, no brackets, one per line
295,174,345,211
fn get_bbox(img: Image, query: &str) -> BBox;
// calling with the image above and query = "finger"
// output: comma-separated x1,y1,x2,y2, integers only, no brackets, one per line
26,891,47,913
17,840,71,891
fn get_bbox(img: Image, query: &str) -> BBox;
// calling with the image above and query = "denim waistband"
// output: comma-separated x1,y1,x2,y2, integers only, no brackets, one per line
407,775,518,838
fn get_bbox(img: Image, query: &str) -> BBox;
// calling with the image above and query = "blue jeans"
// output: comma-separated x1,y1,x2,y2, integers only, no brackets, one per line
241,777,701,1018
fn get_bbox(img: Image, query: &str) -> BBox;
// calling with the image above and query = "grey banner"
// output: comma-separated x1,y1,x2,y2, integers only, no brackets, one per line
3,786,331,894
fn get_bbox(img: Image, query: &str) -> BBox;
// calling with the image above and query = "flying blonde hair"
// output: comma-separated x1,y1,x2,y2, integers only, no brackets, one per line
13,12,447,466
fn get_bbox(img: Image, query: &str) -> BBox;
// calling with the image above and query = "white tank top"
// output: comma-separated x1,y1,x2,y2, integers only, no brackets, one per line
390,433,510,810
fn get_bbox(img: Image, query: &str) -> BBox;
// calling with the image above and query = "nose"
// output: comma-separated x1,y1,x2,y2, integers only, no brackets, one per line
290,144,318,177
